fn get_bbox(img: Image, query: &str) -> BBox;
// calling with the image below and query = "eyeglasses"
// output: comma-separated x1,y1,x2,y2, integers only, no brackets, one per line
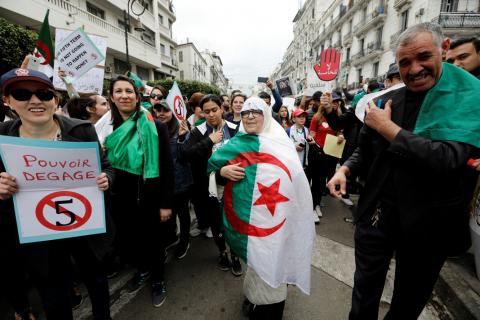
240,110,263,118
150,93,163,100
10,89,55,101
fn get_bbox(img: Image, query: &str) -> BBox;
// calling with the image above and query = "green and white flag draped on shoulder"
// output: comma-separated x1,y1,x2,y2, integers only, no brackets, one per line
208,130,315,294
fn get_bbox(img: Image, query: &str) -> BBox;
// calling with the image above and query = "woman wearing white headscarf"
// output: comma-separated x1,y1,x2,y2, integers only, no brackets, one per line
209,97,315,319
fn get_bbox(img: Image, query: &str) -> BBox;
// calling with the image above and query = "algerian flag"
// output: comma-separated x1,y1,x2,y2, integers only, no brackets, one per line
166,81,187,121
28,10,54,77
208,131,315,294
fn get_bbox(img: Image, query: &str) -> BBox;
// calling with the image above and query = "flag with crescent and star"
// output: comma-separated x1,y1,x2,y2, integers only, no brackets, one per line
28,10,54,77
208,131,315,294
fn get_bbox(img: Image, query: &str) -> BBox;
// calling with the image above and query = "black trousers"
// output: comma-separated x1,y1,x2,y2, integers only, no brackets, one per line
3,239,110,320
350,205,446,320
172,190,191,245
308,151,338,207
249,300,285,320
206,196,227,252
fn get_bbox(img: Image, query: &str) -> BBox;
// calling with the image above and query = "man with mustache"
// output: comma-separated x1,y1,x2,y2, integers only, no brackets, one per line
327,22,480,319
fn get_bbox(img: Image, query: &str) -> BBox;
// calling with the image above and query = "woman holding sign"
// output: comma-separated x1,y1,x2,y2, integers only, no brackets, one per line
0,68,113,320
104,75,174,308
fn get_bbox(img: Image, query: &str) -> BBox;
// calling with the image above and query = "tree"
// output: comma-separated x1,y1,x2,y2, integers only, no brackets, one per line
147,79,221,98
0,18,38,75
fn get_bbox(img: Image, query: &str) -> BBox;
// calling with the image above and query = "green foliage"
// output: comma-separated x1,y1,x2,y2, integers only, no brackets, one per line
147,79,221,98
0,17,38,74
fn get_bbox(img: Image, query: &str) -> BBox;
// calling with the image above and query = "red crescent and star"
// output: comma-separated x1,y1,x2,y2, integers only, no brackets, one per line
223,152,291,237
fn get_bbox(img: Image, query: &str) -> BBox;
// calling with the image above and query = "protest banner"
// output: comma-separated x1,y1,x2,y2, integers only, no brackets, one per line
53,28,107,94
166,81,187,121
305,67,333,96
313,48,341,81
276,77,293,97
0,136,106,243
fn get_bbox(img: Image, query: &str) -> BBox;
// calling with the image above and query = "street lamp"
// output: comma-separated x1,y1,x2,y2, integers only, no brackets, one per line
123,0,147,71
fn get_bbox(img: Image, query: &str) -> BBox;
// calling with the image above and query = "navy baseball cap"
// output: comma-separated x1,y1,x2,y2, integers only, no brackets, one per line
386,63,400,78
1,68,54,94
332,92,342,101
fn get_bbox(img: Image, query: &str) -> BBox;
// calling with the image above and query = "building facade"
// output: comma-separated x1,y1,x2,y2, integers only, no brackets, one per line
176,42,208,83
202,50,229,93
272,0,480,95
1,0,179,81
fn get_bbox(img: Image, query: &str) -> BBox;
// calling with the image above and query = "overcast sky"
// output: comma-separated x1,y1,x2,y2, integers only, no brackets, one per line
172,0,300,89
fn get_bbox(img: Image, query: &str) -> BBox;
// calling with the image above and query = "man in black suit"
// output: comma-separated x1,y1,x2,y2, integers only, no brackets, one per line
328,22,480,320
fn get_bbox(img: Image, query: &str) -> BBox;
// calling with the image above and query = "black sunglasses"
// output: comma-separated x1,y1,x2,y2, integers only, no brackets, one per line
150,93,163,100
10,89,55,101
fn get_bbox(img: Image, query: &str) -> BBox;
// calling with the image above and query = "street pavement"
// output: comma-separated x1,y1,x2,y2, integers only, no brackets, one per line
2,196,451,319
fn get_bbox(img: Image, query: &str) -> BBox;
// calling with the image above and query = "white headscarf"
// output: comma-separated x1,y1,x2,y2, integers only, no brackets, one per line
239,97,288,141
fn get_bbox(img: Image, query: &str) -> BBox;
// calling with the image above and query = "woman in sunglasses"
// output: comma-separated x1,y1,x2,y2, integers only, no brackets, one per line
149,86,167,108
0,68,113,320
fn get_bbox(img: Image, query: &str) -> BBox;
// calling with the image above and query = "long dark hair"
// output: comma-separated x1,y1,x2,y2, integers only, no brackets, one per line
155,102,179,138
65,97,96,121
108,75,141,128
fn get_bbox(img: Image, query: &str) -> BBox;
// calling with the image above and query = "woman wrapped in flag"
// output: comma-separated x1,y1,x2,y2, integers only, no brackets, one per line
208,97,315,319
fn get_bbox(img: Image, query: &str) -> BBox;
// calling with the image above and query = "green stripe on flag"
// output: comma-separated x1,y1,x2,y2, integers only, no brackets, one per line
208,133,261,263
36,10,54,68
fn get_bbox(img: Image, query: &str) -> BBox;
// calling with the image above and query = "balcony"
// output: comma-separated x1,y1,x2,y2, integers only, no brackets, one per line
45,0,157,59
354,6,387,37
389,30,403,49
352,42,383,66
433,12,480,29
393,0,412,11
343,30,353,46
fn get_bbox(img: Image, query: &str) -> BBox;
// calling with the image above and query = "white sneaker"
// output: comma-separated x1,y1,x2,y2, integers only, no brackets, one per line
313,211,320,224
205,227,213,238
341,197,354,206
315,205,323,218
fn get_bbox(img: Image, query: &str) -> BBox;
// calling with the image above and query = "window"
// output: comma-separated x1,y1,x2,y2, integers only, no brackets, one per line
441,0,459,12
142,26,155,46
358,68,363,84
346,47,351,61
154,71,164,80
400,10,409,31
312,8,315,19
376,27,383,46
143,0,153,13
136,66,149,80
87,2,105,19
158,14,163,25
118,19,131,33
180,70,184,80
359,38,365,54
373,62,379,77
114,58,129,75
179,51,183,63
160,44,166,55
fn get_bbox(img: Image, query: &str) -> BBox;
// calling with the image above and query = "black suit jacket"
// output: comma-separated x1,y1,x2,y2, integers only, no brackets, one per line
345,87,478,255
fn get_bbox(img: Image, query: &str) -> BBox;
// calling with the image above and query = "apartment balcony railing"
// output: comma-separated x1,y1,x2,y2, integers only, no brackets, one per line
389,30,403,49
432,12,480,29
46,0,157,51
351,50,364,62
354,6,387,37
394,0,412,11
343,30,353,45
353,42,383,66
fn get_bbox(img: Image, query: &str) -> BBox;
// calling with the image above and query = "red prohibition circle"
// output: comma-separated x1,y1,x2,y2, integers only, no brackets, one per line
173,95,185,120
35,191,92,231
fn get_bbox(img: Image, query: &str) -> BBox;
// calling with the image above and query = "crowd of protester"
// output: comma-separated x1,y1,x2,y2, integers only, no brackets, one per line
0,23,479,320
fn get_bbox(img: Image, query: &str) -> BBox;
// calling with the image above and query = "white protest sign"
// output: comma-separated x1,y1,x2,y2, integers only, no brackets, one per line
305,67,333,96
0,136,106,243
166,81,187,121
53,28,107,94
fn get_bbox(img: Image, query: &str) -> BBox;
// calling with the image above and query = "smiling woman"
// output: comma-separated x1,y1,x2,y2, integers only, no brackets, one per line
208,97,315,320
0,68,113,320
